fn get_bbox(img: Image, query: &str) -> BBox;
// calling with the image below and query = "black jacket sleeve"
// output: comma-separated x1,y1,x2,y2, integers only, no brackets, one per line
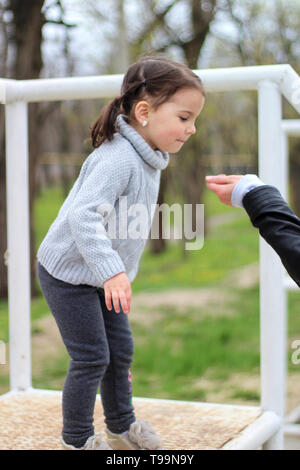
243,185,300,288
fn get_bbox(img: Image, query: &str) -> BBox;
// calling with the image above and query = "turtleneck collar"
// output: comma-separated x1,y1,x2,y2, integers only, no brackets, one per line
116,114,169,171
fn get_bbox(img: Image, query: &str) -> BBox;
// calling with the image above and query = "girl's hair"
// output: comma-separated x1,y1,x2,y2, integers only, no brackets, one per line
90,56,205,148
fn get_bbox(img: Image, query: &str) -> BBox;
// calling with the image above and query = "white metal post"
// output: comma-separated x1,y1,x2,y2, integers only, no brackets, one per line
5,101,32,391
258,80,287,449
280,132,289,202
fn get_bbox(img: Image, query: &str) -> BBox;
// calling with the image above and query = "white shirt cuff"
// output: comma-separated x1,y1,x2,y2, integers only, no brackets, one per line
231,174,265,208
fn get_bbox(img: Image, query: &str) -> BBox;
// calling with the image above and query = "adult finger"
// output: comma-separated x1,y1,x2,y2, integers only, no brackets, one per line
205,174,229,184
206,182,222,194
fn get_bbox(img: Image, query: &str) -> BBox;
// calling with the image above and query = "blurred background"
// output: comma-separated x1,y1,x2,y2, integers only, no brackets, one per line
1,0,300,410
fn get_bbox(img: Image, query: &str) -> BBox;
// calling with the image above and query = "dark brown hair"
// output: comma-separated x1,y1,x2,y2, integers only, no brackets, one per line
90,56,205,148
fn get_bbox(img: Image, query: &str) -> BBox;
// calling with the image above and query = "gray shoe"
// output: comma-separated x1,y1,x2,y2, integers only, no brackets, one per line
105,420,164,450
61,433,112,450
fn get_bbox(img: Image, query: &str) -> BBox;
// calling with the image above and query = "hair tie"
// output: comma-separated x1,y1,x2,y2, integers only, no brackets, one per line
121,79,147,98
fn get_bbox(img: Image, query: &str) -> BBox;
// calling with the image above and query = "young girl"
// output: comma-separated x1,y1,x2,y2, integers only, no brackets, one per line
37,56,205,450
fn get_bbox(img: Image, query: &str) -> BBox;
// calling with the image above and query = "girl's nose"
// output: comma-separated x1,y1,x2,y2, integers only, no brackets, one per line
187,124,196,135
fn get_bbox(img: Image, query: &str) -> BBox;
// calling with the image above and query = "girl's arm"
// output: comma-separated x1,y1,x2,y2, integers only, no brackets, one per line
68,152,133,313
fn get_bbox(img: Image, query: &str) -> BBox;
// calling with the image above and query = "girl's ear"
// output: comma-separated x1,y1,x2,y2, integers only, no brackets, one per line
134,100,151,125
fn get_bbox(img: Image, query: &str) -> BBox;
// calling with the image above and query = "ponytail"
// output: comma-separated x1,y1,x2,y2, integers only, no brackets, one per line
90,96,123,148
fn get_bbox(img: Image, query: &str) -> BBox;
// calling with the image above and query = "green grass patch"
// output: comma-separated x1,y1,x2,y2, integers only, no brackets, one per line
34,186,65,248
130,287,261,400
133,213,258,292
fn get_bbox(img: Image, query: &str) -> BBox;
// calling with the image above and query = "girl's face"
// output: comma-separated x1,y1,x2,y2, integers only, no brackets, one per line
134,87,205,153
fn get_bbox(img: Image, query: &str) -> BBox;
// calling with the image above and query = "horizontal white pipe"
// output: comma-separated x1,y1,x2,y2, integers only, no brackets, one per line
222,411,281,450
285,404,300,424
281,119,300,136
3,74,124,103
3,388,263,412
195,64,291,92
284,424,300,437
0,78,15,104
280,65,300,116
1,64,298,108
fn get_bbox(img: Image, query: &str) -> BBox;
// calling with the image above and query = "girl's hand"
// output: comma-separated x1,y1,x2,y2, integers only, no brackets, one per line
103,272,132,314
205,174,243,206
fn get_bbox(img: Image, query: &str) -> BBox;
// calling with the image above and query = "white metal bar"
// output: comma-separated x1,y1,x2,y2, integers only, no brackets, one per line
280,65,300,115
0,64,297,105
0,65,299,451
280,130,289,201
286,404,300,424
5,101,32,391
0,79,6,103
222,411,281,450
196,64,295,95
258,80,287,449
4,74,124,103
132,395,261,411
30,388,262,412
281,119,300,137
0,78,16,104
284,424,300,450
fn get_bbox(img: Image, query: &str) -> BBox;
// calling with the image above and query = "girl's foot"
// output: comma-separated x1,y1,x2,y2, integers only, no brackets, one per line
61,432,112,450
105,420,165,450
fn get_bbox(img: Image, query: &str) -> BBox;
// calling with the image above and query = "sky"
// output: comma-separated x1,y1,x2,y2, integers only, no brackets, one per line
40,0,298,78
41,0,221,76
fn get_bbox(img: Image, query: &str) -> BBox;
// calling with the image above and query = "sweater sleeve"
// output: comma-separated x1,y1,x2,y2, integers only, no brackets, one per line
67,152,132,285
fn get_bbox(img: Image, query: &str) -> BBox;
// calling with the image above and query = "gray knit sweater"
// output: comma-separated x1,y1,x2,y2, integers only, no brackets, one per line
37,114,170,287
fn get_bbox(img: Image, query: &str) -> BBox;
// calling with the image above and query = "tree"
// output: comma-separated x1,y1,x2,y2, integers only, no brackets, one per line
0,0,75,298
214,0,300,213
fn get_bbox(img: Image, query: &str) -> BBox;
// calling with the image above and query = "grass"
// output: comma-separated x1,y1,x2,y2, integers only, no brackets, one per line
1,184,300,403
130,288,261,400
133,214,258,292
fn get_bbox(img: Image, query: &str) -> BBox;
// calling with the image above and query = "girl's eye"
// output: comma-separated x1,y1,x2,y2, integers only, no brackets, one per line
179,117,188,121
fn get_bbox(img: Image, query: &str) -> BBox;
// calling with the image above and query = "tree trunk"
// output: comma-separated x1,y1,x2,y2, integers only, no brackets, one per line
149,170,167,254
0,110,7,298
3,0,45,298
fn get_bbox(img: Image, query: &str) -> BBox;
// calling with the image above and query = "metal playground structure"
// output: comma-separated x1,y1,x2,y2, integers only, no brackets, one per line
1,64,300,450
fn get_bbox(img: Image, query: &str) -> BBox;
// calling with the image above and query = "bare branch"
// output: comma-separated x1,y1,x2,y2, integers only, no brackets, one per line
133,0,178,45
45,18,76,28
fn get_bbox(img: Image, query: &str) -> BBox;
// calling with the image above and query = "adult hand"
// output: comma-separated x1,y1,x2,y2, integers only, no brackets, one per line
104,272,132,314
205,174,243,206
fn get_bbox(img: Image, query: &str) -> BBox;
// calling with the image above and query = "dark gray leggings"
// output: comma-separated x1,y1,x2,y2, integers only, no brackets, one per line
37,262,135,448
